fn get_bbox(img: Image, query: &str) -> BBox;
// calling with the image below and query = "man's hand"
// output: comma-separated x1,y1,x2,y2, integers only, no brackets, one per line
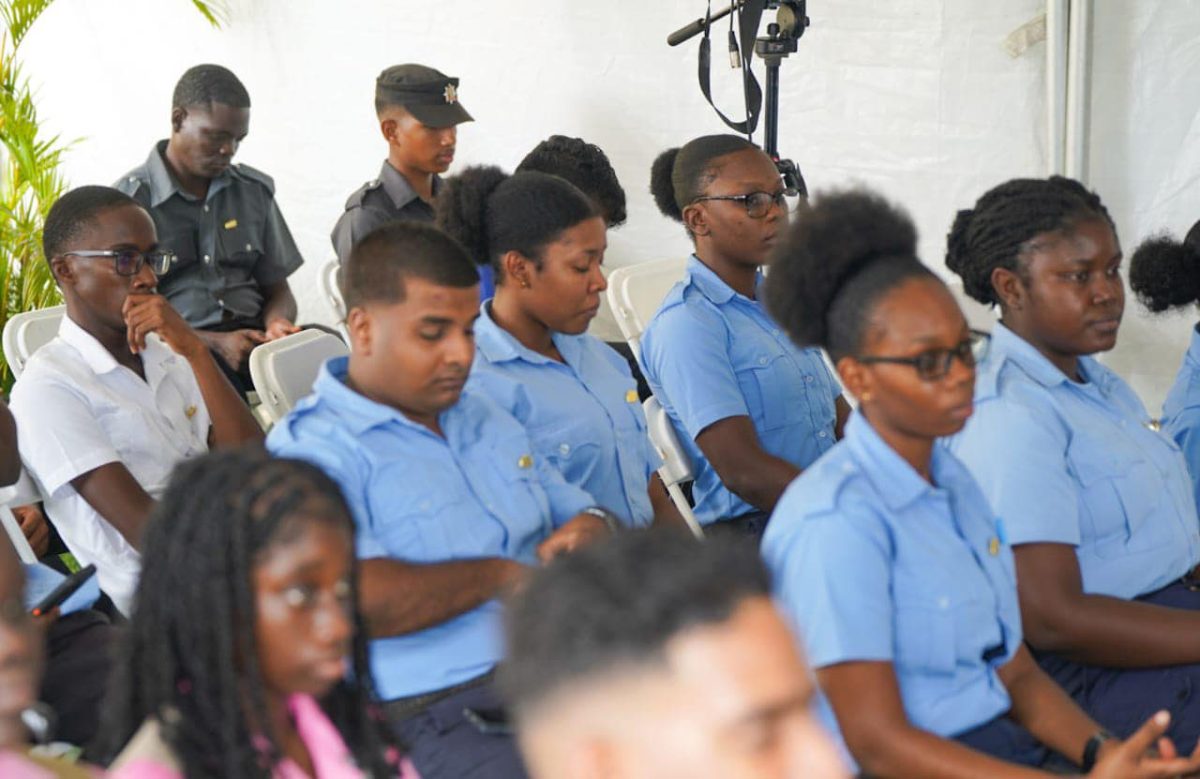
12,505,49,558
198,328,268,371
264,317,301,342
536,513,610,563
123,293,209,361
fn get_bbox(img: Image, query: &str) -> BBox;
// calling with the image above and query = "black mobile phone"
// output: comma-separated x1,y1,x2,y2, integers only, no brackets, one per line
30,564,96,617
462,706,513,736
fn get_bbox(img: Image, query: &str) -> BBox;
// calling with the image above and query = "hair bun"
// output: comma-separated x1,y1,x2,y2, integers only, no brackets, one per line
435,165,510,266
1130,233,1200,313
649,148,683,222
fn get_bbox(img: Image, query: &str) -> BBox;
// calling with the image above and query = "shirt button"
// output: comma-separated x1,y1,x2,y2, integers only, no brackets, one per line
938,597,950,609
805,375,814,383
818,431,828,438
559,443,570,455
203,254,212,264
758,356,769,365
217,298,225,308
203,204,209,213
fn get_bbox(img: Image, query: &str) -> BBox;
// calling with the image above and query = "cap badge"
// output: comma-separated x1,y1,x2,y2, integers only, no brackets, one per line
443,83,458,104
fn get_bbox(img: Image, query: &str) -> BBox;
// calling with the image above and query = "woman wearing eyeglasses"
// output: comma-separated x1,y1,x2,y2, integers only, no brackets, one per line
642,134,849,536
944,177,1200,751
761,187,1200,778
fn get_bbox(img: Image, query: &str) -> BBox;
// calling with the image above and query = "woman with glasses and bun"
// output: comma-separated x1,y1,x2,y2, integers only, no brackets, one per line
642,134,849,537
762,186,1200,779
945,176,1200,752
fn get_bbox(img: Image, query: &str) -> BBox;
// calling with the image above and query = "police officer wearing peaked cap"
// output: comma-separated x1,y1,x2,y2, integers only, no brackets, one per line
330,64,473,268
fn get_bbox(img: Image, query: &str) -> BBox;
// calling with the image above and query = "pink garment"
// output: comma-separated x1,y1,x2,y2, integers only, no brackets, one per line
112,694,419,779
0,752,53,779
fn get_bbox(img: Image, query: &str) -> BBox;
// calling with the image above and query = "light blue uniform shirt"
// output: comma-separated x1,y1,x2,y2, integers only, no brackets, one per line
266,357,593,700
468,304,660,527
764,412,1021,751
639,255,838,524
1163,326,1200,510
949,323,1200,600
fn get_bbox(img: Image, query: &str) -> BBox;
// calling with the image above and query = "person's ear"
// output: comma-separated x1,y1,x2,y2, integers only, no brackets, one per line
380,117,399,145
991,266,1026,312
837,355,874,405
48,256,74,287
682,203,711,237
504,250,533,289
170,107,187,134
346,306,372,355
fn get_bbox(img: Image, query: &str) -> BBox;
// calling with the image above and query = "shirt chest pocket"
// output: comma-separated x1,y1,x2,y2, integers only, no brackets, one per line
94,404,181,487
733,348,812,432
216,217,264,270
893,599,958,678
157,227,200,278
1068,438,1163,559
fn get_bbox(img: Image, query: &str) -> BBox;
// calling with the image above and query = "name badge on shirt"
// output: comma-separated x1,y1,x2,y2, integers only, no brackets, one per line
625,389,638,403
184,405,197,419
518,454,533,469
224,218,238,230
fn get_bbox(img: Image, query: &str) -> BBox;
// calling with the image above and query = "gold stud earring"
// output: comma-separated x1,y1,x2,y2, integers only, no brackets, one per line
861,391,873,402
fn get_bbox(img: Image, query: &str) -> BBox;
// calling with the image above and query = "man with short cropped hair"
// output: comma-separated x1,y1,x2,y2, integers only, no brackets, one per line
268,220,612,779
503,530,849,779
331,64,475,271
116,64,305,392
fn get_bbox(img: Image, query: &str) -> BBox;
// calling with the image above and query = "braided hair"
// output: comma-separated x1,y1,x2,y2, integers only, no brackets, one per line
945,175,1115,306
1129,219,1200,313
100,448,399,778
764,188,934,361
649,134,759,225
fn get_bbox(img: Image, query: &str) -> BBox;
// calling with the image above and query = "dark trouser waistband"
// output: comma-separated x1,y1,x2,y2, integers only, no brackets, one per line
383,670,495,722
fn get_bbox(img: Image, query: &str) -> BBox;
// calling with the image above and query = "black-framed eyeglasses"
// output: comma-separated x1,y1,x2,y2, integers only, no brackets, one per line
691,189,798,219
855,330,991,381
58,250,175,276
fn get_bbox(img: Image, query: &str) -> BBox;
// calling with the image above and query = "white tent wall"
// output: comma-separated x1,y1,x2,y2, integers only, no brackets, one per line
18,0,1198,409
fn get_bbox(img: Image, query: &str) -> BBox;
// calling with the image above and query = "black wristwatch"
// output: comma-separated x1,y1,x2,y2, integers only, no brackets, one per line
581,506,620,533
1082,729,1114,772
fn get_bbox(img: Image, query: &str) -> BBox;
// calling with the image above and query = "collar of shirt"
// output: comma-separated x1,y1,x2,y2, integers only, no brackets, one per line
684,254,765,307
379,160,439,212
141,139,232,207
982,321,1118,397
474,302,582,367
309,355,488,445
843,411,964,513
57,314,179,388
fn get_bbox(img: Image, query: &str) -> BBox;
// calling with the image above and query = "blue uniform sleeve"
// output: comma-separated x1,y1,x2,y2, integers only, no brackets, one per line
767,492,895,668
267,427,387,559
951,394,1080,547
642,301,748,440
1169,407,1200,511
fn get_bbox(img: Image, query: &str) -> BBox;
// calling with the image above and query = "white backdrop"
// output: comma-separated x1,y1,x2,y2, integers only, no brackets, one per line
18,0,1200,408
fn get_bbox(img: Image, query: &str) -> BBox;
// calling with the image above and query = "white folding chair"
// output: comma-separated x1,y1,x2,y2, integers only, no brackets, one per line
0,505,37,563
2,305,66,380
248,329,348,426
319,259,348,337
643,396,704,539
605,258,689,361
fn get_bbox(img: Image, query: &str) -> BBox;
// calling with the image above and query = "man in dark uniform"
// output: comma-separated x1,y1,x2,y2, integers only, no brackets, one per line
115,64,304,392
330,64,473,265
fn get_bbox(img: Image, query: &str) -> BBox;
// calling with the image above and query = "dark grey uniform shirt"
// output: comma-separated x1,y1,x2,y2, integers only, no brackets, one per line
330,161,441,264
115,141,304,330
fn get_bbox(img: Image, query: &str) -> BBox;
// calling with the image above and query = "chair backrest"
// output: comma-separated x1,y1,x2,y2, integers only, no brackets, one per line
0,505,36,564
2,305,66,380
605,258,688,360
248,329,348,425
320,259,347,324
